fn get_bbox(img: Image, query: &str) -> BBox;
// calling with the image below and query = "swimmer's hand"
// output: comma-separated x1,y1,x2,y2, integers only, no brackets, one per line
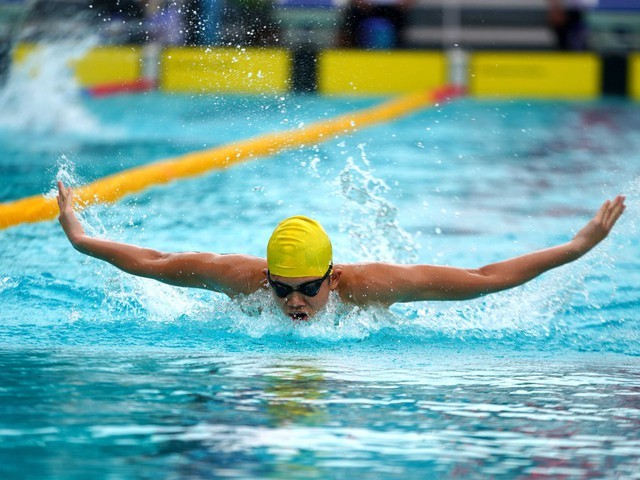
56,180,86,245
572,195,626,255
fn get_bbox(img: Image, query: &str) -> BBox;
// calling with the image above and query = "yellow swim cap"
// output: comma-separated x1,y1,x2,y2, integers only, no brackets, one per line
267,215,332,278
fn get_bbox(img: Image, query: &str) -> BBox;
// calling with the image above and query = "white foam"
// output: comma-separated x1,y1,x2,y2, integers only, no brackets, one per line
0,38,100,135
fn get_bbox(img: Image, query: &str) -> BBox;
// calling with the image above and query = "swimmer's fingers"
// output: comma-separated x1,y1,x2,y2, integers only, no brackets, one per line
597,195,626,232
606,195,626,230
56,181,74,213
56,180,67,208
573,196,626,253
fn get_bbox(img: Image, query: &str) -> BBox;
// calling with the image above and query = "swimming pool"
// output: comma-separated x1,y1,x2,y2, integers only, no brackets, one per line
1,70,639,477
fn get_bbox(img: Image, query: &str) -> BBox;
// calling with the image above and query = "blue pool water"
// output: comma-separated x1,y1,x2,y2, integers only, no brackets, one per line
1,64,640,478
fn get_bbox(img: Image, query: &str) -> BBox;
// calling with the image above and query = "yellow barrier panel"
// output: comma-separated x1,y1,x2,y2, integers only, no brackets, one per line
470,52,600,99
161,47,290,94
74,46,142,87
12,44,143,87
12,43,36,62
630,53,640,101
0,86,464,230
319,50,446,95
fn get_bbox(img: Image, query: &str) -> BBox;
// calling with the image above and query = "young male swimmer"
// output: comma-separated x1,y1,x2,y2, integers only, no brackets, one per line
57,181,626,321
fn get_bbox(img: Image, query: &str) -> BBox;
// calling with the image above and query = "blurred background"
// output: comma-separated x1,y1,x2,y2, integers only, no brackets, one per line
1,0,639,61
0,0,636,173
0,1,638,110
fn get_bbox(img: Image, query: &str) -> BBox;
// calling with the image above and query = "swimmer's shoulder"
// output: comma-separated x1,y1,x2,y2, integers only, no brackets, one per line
336,262,410,306
336,262,389,280
335,262,385,305
198,253,267,296
190,252,266,271
223,254,267,285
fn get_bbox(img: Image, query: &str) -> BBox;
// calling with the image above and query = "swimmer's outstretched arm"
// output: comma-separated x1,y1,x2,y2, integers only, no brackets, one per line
56,182,265,296
343,196,626,305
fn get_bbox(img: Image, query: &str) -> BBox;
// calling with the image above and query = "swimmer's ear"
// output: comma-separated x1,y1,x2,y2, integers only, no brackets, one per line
261,268,270,289
329,268,341,290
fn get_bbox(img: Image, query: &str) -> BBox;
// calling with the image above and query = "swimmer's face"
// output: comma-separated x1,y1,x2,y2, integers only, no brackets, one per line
265,268,341,321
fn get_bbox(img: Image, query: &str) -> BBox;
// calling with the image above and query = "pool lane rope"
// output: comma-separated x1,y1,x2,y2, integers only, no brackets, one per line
0,85,464,230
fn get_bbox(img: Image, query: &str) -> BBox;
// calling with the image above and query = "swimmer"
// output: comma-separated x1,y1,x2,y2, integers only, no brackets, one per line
57,181,626,321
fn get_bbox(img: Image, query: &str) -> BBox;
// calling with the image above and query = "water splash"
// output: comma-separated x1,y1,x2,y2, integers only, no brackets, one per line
45,154,80,199
227,289,408,343
50,159,203,325
338,144,418,263
50,155,103,235
622,176,640,239
0,38,100,134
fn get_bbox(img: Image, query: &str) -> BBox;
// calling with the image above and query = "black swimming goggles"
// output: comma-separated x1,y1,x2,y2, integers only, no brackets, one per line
267,264,333,298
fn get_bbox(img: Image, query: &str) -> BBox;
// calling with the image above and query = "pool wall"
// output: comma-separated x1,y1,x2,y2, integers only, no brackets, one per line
11,43,640,99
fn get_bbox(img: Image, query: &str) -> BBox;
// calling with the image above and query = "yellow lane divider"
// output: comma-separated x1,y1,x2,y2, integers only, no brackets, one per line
0,86,464,230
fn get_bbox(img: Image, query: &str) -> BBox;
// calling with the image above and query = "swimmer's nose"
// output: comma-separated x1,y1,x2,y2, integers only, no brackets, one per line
286,292,306,307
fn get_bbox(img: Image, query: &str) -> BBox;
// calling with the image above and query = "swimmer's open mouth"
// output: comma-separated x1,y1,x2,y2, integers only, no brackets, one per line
289,312,310,321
